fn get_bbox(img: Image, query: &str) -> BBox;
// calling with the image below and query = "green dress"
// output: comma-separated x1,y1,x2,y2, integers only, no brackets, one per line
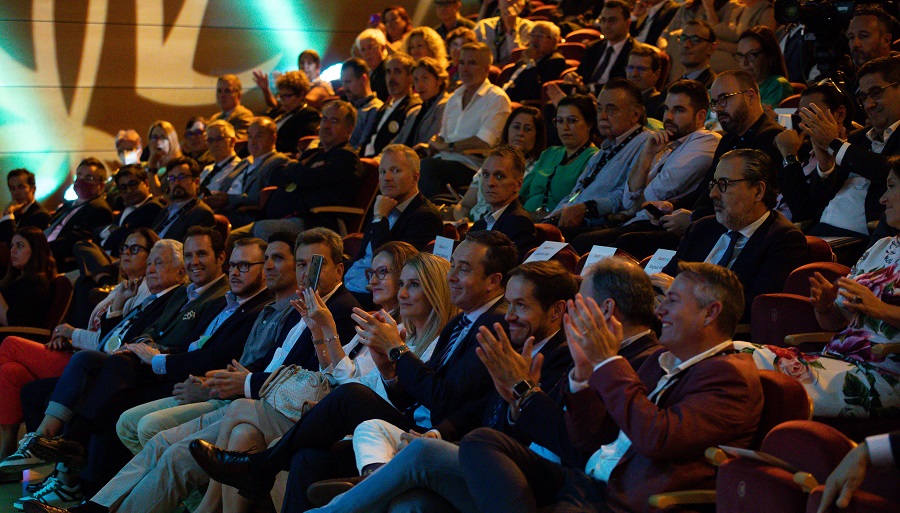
759,75,794,108
521,145,599,213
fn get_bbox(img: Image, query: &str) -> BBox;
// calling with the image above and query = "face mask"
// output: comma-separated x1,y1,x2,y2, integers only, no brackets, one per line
119,149,140,165
73,180,98,198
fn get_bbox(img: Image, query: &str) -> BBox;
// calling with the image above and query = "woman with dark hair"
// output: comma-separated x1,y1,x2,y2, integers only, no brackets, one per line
737,26,793,107
0,226,55,328
299,49,336,110
382,6,413,51
395,57,451,151
520,95,599,217
181,117,214,168
454,106,547,221
445,27,478,91
271,70,322,155
0,228,158,464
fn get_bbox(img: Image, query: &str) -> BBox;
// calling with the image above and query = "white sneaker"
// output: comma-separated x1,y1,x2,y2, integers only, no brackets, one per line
0,434,47,474
13,475,83,510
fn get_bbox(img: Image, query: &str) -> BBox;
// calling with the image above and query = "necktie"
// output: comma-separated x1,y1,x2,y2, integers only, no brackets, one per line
437,315,471,369
716,231,742,268
201,163,225,190
100,293,157,352
590,46,615,84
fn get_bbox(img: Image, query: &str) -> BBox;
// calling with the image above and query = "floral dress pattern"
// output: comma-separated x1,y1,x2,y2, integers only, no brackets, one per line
735,236,900,418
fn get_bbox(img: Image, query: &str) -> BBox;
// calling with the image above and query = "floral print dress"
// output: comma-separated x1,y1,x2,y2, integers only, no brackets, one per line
735,236,900,418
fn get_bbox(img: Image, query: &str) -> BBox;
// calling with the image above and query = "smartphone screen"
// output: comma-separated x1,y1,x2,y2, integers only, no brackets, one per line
644,204,665,218
306,254,324,292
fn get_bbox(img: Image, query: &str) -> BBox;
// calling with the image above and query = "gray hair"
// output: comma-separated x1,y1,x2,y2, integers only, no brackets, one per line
586,256,659,330
382,144,421,174
152,239,185,267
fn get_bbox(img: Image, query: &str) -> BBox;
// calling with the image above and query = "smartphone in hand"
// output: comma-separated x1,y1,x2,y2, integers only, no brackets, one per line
307,254,324,292
644,204,666,219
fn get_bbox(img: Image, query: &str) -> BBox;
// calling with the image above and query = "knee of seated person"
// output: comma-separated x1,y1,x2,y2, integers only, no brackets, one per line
136,413,169,446
227,423,263,452
115,412,138,443
459,427,503,453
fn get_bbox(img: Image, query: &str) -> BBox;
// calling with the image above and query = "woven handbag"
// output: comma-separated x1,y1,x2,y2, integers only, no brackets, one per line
258,365,331,422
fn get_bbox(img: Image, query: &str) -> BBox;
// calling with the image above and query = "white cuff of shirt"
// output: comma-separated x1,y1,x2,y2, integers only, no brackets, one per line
0,214,13,222
816,163,835,179
382,375,400,388
834,142,850,165
866,433,895,468
426,429,443,440
568,356,623,392
244,373,254,399
151,354,167,375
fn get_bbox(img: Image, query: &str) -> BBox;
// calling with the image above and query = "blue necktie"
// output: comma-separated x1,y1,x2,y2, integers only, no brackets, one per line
437,315,471,369
716,231,742,268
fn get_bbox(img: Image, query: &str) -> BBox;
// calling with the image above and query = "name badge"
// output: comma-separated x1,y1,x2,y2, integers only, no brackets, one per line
285,183,297,192
388,120,400,134
182,310,196,320
311,161,325,168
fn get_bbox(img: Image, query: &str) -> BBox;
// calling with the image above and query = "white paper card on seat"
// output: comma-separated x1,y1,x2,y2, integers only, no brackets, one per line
579,245,617,276
524,241,568,262
432,236,455,262
644,249,676,275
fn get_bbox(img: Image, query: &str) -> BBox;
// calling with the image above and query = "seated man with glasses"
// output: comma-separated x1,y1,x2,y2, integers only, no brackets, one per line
651,149,807,322
794,56,900,247
626,44,666,121
182,118,214,169
197,120,241,195
150,156,216,242
673,20,717,88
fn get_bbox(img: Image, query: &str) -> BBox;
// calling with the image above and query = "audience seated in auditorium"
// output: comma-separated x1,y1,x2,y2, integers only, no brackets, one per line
0,168,50,245
630,0,679,47
626,43,666,121
434,0,476,40
736,26,793,108
299,50,337,110
266,71,322,156
45,158,113,273
470,145,538,258
445,27,479,91
151,156,216,242
341,58,383,152
672,19,717,87
381,6,413,52
474,0,533,67
394,57,451,152
419,41,512,198
656,149,807,322
664,0,741,77
354,29,390,102
113,129,143,168
736,155,900,417
209,75,254,141
231,101,361,242
457,105,547,222
358,53,421,159
206,117,291,228
401,27,449,70
570,80,720,253
564,0,634,95
343,144,442,306
198,120,241,194
501,21,567,104
181,117,214,169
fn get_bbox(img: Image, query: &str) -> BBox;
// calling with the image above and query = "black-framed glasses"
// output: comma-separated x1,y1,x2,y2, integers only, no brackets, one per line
120,244,150,255
677,34,714,45
709,90,750,110
708,178,752,192
855,80,900,107
117,180,143,192
229,261,265,273
733,50,764,63
166,173,193,183
365,266,392,281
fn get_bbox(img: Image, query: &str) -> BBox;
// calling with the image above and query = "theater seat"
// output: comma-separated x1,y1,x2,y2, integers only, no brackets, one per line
309,158,380,236
0,275,73,343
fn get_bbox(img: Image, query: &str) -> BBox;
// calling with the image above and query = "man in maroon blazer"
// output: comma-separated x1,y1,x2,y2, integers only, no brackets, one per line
458,262,763,513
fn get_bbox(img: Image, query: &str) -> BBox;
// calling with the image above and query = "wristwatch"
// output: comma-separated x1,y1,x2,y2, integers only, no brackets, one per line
448,141,456,151
388,344,411,362
512,379,538,400
828,138,844,155
782,154,799,166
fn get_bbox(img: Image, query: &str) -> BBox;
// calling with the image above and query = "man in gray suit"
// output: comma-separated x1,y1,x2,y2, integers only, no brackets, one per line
205,117,292,227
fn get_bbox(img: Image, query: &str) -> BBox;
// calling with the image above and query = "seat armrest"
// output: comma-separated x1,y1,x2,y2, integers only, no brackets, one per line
0,327,53,342
648,490,716,509
872,343,900,357
784,332,834,346
308,206,367,215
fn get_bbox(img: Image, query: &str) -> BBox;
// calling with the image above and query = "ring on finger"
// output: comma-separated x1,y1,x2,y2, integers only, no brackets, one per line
853,294,863,304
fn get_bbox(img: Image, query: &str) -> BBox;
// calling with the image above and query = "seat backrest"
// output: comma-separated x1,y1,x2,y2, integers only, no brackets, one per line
523,246,579,272
297,135,318,154
259,186,277,209
656,52,671,91
349,158,382,234
497,62,519,86
557,42,585,61
778,94,801,108
750,293,821,347
783,262,850,296
45,275,74,330
534,223,564,243
761,420,854,484
214,214,231,244
342,233,364,262
805,236,834,263
442,223,460,240
488,65,502,85
754,370,813,448
564,28,603,43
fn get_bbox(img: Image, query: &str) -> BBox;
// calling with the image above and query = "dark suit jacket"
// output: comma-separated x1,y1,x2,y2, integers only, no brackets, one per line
99,196,166,254
577,37,634,91
97,286,182,342
359,95,422,157
46,195,113,271
0,201,51,244
516,331,660,469
505,52,569,103
690,114,784,219
631,0,679,45
247,285,362,397
370,61,389,102
265,143,362,229
471,199,538,260
352,193,443,264
809,127,900,225
273,105,321,155
150,197,216,242
565,350,763,513
645,89,665,121
389,298,508,430
210,104,254,140
662,211,808,321
163,289,274,381
139,276,230,349
220,152,292,226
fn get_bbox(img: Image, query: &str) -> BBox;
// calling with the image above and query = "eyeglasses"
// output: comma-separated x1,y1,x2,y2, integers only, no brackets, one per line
365,266,392,281
229,261,265,273
626,64,653,74
709,90,750,110
117,180,143,192
206,136,229,144
75,175,102,184
708,178,752,192
166,173,193,183
677,34,714,45
732,50,764,63
185,129,206,137
553,116,584,126
855,80,900,107
120,244,149,255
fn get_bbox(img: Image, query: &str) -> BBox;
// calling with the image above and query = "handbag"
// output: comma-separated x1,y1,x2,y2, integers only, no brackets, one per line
258,365,331,422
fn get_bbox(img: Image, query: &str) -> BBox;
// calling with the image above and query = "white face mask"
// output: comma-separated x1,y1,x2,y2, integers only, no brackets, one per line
119,149,140,165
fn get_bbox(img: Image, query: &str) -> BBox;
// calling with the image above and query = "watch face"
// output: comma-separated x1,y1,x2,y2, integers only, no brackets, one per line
513,379,534,398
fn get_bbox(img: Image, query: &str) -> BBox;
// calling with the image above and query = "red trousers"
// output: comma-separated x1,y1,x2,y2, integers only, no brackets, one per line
0,336,72,424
